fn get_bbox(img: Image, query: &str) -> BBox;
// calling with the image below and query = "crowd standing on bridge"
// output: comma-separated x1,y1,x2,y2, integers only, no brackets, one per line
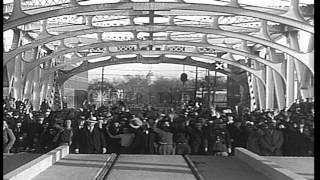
3,96,314,157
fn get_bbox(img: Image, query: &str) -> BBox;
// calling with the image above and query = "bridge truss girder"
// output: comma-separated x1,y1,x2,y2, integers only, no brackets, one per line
3,0,314,110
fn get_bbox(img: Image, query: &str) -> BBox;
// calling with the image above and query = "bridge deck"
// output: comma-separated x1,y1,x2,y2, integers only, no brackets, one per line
9,152,312,180
31,154,110,180
265,157,314,180
107,155,196,180
190,156,271,180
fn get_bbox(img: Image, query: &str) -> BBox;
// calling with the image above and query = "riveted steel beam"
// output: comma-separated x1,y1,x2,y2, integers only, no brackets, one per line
49,56,245,84
43,50,265,85
4,2,313,33
22,40,284,81
5,25,306,74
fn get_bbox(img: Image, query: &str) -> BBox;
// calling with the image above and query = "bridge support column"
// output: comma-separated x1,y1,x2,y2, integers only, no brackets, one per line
252,60,266,110
286,55,295,109
23,68,35,100
300,34,314,98
32,66,41,110
268,48,286,110
12,54,23,100
286,30,304,108
265,66,274,109
23,47,38,100
10,28,22,99
40,60,52,103
40,75,49,105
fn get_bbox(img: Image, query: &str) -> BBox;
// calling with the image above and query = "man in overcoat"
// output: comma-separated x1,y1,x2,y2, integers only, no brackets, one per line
74,117,107,154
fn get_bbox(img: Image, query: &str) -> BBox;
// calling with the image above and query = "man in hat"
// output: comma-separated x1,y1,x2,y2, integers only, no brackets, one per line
188,118,205,155
106,124,135,154
172,116,191,155
53,119,74,146
143,116,158,154
203,119,231,156
28,115,45,151
74,117,107,154
105,121,121,154
152,119,174,155
128,118,146,154
226,115,248,155
12,120,25,153
245,121,263,155
71,115,86,153
259,119,284,156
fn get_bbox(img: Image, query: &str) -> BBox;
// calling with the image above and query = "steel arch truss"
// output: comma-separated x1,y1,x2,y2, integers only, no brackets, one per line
3,0,314,111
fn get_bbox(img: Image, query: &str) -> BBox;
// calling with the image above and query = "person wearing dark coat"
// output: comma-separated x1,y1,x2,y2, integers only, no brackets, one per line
128,118,146,154
259,120,284,156
152,119,174,155
227,118,248,155
105,121,121,154
144,118,158,154
12,121,25,153
246,122,263,155
172,118,191,155
74,117,107,154
188,121,205,155
282,124,310,156
203,119,231,156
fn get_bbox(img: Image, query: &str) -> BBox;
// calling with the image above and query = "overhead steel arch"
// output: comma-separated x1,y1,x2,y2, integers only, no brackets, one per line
4,25,311,74
4,2,313,33
23,40,285,82
38,50,266,85
48,55,247,85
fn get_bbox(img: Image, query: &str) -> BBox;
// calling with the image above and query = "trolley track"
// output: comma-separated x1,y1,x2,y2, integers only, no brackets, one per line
94,153,120,180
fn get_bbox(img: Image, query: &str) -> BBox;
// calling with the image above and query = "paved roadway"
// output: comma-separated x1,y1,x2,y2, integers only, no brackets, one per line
106,155,196,180
31,154,111,180
3,152,43,174
266,157,314,180
190,156,271,180
11,154,303,180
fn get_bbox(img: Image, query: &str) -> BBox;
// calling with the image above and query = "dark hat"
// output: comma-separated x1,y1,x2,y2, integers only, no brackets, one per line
174,116,186,123
13,111,20,116
37,115,45,120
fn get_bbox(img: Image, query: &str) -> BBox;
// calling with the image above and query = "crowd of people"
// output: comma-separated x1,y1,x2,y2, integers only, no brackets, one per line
3,97,314,157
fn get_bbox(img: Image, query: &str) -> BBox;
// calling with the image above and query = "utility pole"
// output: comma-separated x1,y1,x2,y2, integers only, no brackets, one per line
207,69,210,107
101,66,104,107
194,66,198,101
212,70,218,106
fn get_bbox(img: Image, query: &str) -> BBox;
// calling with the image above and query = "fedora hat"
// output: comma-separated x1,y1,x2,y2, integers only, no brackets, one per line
129,118,143,129
86,116,97,123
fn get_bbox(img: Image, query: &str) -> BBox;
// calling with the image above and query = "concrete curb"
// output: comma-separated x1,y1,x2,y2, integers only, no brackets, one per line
234,148,308,180
4,146,69,180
